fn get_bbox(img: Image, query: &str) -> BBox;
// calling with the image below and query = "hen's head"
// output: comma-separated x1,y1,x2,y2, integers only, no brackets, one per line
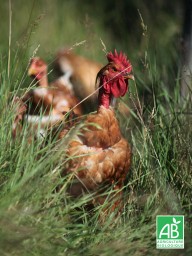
28,57,47,80
97,50,133,99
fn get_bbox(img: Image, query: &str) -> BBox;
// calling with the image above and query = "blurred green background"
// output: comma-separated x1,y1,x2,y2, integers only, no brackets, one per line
0,0,183,69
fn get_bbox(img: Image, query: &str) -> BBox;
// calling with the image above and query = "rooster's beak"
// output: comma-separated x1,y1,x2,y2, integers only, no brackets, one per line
124,73,135,81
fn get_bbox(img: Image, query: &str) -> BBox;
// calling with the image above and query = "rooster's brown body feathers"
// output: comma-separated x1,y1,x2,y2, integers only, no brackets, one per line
66,106,131,198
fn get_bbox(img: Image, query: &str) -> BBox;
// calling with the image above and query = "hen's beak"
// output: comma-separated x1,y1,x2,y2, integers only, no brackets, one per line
28,67,36,76
124,73,135,81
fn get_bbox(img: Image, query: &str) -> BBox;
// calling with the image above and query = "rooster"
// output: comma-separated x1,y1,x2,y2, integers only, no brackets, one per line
61,50,134,213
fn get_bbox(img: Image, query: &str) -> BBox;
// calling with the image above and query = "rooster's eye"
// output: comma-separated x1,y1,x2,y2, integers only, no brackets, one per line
111,67,117,72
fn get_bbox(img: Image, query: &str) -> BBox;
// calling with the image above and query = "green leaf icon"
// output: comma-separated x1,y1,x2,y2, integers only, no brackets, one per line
173,217,181,224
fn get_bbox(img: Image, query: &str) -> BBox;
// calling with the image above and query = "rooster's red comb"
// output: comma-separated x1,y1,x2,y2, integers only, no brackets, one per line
107,49,132,73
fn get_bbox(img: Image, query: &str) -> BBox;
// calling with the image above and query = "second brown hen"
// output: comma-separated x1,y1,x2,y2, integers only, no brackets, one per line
24,57,82,126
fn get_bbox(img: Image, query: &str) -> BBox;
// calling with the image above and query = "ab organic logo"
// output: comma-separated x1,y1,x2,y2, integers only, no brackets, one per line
156,215,184,249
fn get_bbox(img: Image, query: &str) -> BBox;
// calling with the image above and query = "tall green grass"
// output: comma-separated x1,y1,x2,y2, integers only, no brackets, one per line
0,1,192,255
1,49,192,255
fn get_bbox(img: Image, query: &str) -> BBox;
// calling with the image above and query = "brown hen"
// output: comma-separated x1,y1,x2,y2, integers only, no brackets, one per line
55,49,131,115
23,57,82,128
54,49,103,112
